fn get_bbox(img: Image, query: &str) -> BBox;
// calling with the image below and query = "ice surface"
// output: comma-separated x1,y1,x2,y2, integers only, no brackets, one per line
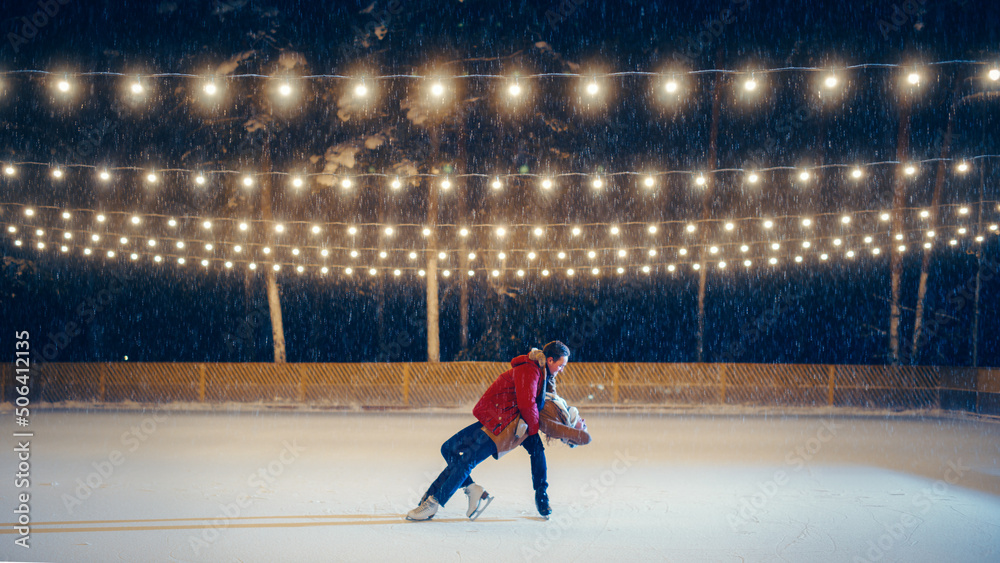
1,409,998,562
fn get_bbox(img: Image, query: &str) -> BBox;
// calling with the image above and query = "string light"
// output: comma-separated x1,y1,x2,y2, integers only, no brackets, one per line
990,69,1000,82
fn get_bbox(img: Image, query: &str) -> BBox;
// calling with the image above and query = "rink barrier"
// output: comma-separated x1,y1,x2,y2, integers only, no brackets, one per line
2,362,998,414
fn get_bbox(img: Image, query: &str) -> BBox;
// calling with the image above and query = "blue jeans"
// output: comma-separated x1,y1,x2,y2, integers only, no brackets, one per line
423,421,548,506
424,422,498,506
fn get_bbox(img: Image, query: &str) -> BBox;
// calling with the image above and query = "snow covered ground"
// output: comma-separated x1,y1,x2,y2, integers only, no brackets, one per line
1,408,999,562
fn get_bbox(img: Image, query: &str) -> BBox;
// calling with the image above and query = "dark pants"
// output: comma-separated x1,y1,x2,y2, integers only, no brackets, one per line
424,421,548,506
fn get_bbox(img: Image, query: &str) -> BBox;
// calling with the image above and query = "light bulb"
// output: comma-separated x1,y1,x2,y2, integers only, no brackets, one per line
354,83,368,97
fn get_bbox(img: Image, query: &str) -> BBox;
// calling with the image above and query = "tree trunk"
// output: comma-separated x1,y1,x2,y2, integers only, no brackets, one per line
971,160,986,367
457,105,470,354
889,99,912,365
426,125,441,362
911,78,959,364
260,131,286,363
696,65,723,363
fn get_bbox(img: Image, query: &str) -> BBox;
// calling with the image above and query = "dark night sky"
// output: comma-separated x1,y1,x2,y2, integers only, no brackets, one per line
0,0,998,366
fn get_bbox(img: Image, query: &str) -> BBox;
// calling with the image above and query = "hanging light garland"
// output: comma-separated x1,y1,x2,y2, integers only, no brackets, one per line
4,201,996,278
0,59,998,111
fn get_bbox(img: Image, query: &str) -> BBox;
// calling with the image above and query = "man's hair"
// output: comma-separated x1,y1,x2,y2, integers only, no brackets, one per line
542,340,570,360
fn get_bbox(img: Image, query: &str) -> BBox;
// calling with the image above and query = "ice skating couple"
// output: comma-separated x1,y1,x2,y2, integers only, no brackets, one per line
407,340,591,522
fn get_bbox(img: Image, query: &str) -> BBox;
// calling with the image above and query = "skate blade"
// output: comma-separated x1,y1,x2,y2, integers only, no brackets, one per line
468,493,494,521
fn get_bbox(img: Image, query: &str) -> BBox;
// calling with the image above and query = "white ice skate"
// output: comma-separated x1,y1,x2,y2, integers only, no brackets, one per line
406,495,439,521
464,484,494,520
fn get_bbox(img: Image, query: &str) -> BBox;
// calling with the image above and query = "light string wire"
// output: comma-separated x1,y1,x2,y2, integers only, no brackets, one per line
1,60,995,81
3,156,997,185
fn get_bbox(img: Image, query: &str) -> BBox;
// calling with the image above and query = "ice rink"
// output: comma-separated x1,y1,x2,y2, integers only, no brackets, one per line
2,407,999,562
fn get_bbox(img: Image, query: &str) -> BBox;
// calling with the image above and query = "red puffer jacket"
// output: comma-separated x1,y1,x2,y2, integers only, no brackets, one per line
473,353,544,438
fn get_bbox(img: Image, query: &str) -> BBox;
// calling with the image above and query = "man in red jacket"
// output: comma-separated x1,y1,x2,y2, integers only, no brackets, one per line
407,340,570,521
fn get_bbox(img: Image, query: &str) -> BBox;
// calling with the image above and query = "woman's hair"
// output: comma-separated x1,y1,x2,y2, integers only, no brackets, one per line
542,340,571,360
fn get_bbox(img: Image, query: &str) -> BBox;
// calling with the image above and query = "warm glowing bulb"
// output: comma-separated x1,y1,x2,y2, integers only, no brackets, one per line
880,213,890,221
907,72,920,85
802,218,812,227
52,168,63,179
311,225,320,234
243,176,253,187
763,220,773,229
292,176,304,188
3,165,14,176
572,227,582,236
541,178,552,190
665,80,678,93
354,83,368,97
686,224,696,233
798,170,810,181
744,77,757,91
279,82,292,96
203,81,218,96
610,226,620,235
904,165,916,176
431,82,444,97
341,178,353,189
957,161,969,173
649,225,658,234
99,170,111,181
57,79,70,92
195,174,206,185
491,177,502,190
130,80,144,95
391,177,402,190
824,75,838,89
586,81,599,96
239,222,248,231
592,177,603,189
695,175,706,186
725,222,735,231
534,227,544,237
440,179,451,190
508,83,521,97
990,69,1000,81
747,172,759,184
496,227,506,237
644,176,654,188
146,172,157,183
841,216,851,224
202,221,212,229
852,168,863,179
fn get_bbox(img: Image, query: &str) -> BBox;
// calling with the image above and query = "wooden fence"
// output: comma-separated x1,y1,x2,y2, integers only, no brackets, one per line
2,362,997,414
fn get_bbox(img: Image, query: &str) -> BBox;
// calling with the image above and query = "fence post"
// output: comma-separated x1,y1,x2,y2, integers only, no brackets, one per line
827,365,836,406
198,363,206,402
297,364,306,403
99,363,107,402
612,364,620,404
403,363,411,406
719,364,727,404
